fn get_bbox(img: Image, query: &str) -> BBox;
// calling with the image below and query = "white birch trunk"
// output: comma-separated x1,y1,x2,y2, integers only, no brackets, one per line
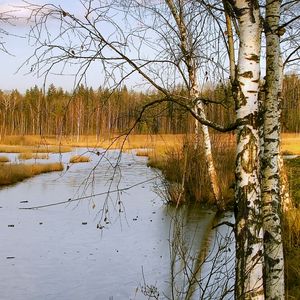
196,101,222,205
278,55,293,212
262,1,285,298
165,0,222,205
279,155,293,212
233,1,264,299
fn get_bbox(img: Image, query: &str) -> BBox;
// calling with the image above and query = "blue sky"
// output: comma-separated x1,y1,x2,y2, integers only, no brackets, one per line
0,0,114,93
0,0,247,94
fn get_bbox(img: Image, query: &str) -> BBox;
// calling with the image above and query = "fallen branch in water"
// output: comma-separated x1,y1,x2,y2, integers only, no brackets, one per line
19,175,160,210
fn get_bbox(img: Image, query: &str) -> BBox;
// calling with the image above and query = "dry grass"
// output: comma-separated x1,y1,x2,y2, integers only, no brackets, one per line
0,155,10,163
0,145,71,153
284,208,300,299
1,135,51,146
148,133,236,208
69,155,91,163
285,156,300,207
283,156,300,299
92,134,184,151
0,163,63,186
281,133,300,155
18,153,49,160
0,134,184,152
1,133,299,153
135,149,151,157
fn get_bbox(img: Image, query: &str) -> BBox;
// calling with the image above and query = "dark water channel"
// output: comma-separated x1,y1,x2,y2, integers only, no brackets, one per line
0,149,234,300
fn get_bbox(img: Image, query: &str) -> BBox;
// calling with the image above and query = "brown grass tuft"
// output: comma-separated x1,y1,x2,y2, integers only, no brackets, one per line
148,133,236,208
0,145,71,153
18,153,49,160
0,155,10,163
0,163,63,186
135,149,151,157
69,155,91,163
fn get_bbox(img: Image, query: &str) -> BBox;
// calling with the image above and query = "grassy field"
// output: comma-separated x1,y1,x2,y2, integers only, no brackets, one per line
0,133,298,154
0,163,63,186
0,134,183,151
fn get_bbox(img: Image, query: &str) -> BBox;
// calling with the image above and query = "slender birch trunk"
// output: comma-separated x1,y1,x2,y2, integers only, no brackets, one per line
196,101,222,205
233,1,264,299
279,155,293,212
166,0,222,205
262,1,285,297
278,55,293,212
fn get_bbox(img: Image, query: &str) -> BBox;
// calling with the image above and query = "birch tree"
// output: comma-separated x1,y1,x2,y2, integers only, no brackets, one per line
165,0,222,204
225,1,264,298
261,1,285,298
261,0,300,297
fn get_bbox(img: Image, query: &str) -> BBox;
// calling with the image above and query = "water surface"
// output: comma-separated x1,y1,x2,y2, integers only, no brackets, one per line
0,149,234,299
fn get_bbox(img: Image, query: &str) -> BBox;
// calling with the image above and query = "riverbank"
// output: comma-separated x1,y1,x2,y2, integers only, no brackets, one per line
0,163,63,186
0,133,299,203
1,132,299,152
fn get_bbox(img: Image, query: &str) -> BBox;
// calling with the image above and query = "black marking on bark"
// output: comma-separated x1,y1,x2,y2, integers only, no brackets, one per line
265,137,277,143
277,27,286,36
241,112,258,127
246,0,259,23
240,71,253,78
268,125,279,135
264,249,281,269
247,54,260,63
239,129,259,173
269,174,279,180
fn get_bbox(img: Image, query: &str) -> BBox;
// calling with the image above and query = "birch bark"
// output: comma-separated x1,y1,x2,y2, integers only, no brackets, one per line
278,55,293,212
262,0,285,298
232,1,264,299
196,101,222,205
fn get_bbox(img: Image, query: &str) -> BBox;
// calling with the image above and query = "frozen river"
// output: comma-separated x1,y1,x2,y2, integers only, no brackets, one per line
0,148,234,300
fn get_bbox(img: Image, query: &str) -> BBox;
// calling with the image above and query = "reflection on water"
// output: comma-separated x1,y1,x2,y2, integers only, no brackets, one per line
142,205,235,300
0,149,234,299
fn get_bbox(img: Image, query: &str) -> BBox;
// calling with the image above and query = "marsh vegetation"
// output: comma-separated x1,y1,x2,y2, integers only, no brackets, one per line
69,155,91,163
0,162,63,186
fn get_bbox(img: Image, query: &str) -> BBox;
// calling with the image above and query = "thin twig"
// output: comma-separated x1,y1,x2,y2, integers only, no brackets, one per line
19,175,160,210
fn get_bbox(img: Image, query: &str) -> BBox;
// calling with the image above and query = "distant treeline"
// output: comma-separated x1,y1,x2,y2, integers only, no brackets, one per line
0,74,299,139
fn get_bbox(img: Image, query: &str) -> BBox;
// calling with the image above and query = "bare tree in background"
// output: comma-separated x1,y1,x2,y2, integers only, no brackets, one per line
0,8,15,53
0,14,9,53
